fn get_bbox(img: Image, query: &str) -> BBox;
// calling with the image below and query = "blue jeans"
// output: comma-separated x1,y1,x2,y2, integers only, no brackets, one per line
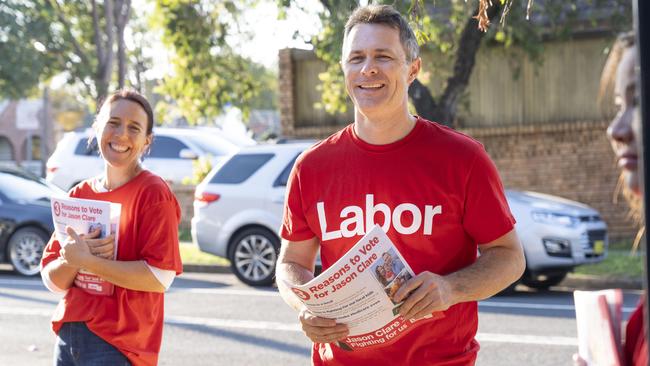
53,322,131,366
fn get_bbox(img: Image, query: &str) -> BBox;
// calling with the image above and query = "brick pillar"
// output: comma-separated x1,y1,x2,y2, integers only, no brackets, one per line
278,48,295,138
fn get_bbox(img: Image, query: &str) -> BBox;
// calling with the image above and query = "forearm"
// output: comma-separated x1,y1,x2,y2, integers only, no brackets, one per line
83,256,166,293
446,244,525,304
276,262,315,311
42,258,79,291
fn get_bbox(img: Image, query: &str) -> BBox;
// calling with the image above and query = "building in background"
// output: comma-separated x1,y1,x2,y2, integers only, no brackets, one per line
0,99,55,176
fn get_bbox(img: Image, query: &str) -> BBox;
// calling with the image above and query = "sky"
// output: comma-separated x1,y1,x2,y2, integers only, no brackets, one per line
137,0,324,81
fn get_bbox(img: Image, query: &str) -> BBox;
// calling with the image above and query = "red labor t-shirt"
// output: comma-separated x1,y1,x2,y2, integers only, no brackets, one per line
41,170,183,366
281,117,516,366
625,298,649,366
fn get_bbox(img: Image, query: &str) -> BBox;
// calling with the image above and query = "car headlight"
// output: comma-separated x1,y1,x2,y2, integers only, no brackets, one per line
531,211,579,227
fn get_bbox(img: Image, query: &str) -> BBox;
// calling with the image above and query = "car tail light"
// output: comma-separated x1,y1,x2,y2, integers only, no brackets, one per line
47,166,58,174
194,191,220,204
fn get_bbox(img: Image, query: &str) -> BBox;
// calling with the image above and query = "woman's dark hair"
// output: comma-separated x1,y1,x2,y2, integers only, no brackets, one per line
97,89,154,135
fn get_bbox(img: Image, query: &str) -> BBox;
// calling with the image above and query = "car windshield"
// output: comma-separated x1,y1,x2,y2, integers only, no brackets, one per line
0,171,55,202
183,134,239,156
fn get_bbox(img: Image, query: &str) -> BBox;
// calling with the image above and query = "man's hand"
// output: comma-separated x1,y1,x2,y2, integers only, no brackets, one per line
298,306,349,344
59,227,94,268
393,271,454,320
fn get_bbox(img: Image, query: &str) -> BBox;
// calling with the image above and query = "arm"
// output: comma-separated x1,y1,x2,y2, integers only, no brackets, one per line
395,229,525,319
276,237,319,311
59,227,166,293
276,237,349,343
41,227,106,291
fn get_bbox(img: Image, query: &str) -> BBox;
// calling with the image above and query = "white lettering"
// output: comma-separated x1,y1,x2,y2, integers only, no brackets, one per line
423,205,442,235
317,202,341,240
340,205,364,237
316,195,443,241
365,194,391,233
392,203,421,234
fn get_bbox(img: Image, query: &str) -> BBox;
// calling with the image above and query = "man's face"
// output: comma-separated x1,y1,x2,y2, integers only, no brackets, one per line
341,23,419,116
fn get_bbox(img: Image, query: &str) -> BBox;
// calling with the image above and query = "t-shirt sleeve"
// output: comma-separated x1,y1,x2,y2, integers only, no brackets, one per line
280,160,316,242
40,234,61,270
136,199,183,275
462,147,516,245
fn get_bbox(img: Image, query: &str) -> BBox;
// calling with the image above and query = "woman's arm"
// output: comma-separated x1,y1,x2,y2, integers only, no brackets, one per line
59,227,167,293
41,258,79,292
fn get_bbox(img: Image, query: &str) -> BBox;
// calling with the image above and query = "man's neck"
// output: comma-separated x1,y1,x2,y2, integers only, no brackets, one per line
353,108,416,145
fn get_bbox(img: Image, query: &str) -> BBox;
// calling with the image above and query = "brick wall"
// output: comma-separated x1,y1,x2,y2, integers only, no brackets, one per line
464,120,638,242
278,49,296,137
170,184,195,233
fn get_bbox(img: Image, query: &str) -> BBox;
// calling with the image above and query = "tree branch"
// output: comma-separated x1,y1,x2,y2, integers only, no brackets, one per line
434,3,501,127
48,0,90,69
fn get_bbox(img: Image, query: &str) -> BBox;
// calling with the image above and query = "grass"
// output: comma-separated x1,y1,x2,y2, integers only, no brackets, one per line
178,229,229,266
573,249,644,278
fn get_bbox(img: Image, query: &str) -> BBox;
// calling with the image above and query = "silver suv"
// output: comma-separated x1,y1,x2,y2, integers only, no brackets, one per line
192,143,608,288
46,128,241,190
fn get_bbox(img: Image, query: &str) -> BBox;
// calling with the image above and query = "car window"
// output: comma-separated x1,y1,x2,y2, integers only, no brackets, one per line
149,136,190,159
273,153,300,187
210,154,274,184
183,134,238,156
74,137,99,156
0,171,55,202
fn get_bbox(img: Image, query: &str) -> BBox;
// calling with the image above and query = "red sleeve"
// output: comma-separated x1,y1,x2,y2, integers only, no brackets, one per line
280,159,316,242
462,147,516,244
40,234,61,269
136,199,183,274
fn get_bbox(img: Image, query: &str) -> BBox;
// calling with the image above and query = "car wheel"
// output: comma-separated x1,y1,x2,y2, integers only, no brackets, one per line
228,227,279,286
521,272,568,290
8,227,48,276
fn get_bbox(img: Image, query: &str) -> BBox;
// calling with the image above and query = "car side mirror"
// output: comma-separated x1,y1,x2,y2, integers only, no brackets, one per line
179,149,198,160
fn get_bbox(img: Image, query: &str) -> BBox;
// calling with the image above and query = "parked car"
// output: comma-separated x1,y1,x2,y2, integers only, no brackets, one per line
192,143,609,288
46,128,243,191
0,167,62,276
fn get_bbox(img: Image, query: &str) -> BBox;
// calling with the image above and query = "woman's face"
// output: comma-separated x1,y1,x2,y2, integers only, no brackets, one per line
95,99,152,171
607,46,640,195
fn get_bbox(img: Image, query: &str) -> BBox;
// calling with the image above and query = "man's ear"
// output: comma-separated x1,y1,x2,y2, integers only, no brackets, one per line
408,57,421,84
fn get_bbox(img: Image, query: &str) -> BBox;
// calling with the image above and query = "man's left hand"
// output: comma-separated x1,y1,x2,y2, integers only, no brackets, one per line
393,271,454,320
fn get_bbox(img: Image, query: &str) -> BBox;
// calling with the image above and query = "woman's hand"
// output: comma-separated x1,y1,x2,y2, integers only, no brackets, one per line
59,227,95,268
85,232,116,259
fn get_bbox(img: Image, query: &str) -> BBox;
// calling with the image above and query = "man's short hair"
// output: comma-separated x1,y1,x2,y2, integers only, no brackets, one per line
344,5,419,62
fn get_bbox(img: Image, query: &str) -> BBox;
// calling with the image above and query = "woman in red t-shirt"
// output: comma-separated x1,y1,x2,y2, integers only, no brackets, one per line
574,32,647,366
40,89,183,366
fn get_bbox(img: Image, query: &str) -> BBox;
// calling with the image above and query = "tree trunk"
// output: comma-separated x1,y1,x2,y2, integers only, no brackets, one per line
408,79,437,121
414,3,502,128
115,0,131,89
93,0,115,102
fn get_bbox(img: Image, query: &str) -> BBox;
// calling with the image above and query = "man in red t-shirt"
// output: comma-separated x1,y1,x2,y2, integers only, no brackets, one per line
276,5,525,366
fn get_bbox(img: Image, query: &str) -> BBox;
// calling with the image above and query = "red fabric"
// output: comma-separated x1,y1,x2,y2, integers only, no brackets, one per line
41,171,183,366
625,299,648,366
281,118,515,365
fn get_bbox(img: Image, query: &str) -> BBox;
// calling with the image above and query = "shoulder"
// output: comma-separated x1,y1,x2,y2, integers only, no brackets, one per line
418,118,487,161
294,125,352,171
420,118,484,151
135,171,178,205
68,177,97,198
